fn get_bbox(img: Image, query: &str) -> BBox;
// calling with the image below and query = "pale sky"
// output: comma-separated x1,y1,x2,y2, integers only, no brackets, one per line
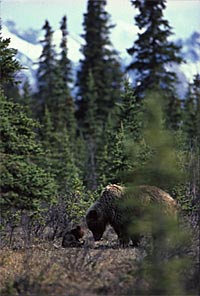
1,0,200,40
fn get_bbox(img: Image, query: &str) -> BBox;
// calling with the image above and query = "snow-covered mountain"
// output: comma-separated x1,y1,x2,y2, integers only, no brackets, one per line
2,23,40,88
2,21,83,91
2,21,200,96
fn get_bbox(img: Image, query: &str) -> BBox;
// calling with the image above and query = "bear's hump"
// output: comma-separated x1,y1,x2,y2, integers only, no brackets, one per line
138,185,177,215
101,184,124,198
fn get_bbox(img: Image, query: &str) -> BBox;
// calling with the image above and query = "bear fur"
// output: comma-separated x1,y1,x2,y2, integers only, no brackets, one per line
62,225,85,248
86,184,177,247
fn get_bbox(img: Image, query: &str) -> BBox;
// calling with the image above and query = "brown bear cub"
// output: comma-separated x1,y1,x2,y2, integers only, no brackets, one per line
86,184,177,247
62,225,84,248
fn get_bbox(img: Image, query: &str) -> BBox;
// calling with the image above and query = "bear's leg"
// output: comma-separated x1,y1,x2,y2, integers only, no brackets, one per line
130,234,142,247
119,235,130,248
114,226,130,247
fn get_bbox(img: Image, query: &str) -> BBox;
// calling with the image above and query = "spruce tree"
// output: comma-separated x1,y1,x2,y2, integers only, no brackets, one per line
0,91,57,213
97,119,126,185
117,80,142,141
0,27,57,223
40,106,54,171
76,0,123,127
193,74,200,143
36,18,77,139
183,74,200,146
0,28,22,99
127,0,183,98
183,84,197,146
59,15,72,88
166,94,182,130
19,79,33,117
35,20,62,125
123,91,193,295
127,0,184,130
35,19,82,193
0,28,22,86
58,16,77,141
83,70,99,189
41,106,83,193
97,81,142,185
53,128,83,193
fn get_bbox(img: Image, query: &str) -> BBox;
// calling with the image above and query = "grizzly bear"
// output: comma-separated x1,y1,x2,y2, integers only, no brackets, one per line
62,225,85,248
86,184,177,247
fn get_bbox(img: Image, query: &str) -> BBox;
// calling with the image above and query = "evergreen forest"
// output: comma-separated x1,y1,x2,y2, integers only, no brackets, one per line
0,0,199,295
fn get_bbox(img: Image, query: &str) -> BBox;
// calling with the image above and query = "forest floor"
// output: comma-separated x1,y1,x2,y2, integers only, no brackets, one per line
0,227,144,296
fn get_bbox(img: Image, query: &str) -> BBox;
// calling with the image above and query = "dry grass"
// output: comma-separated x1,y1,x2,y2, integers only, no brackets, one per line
0,228,141,296
1,222,198,296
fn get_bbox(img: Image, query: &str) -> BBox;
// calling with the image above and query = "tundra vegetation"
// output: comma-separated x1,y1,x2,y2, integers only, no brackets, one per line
0,0,199,295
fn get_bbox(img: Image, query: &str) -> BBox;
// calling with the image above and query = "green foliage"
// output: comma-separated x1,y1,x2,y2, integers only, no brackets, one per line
130,194,193,295
58,15,77,139
19,79,33,117
35,19,74,130
81,71,100,188
1,5,198,249
2,82,21,102
127,0,183,97
82,70,98,135
116,79,142,141
76,0,122,126
127,0,183,131
134,226,192,295
59,15,73,86
97,120,126,185
1,156,56,210
123,91,194,295
66,190,96,223
0,28,22,85
183,74,200,146
32,18,81,196
97,80,143,185
0,27,22,100
0,91,57,213
53,129,83,193
126,91,185,190
166,93,182,130
40,110,83,194
185,140,200,207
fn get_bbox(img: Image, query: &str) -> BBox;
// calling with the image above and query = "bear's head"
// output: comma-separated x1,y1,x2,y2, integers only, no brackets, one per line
71,225,84,240
86,205,108,241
